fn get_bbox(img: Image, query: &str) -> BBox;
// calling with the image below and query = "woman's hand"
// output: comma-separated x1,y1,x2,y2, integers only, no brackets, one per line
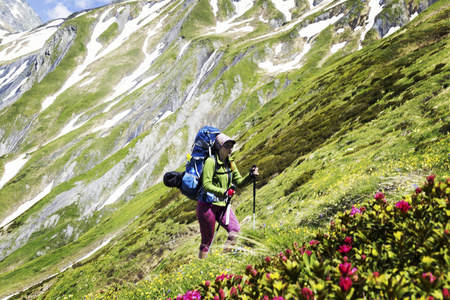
250,165,259,178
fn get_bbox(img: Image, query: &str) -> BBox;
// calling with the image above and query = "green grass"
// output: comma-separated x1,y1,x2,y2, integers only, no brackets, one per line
180,0,215,38
98,22,119,44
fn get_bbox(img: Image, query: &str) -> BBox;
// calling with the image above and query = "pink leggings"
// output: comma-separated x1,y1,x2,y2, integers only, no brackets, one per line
196,201,240,252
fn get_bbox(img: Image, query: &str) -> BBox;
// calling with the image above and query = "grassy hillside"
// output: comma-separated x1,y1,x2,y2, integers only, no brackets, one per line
2,1,446,299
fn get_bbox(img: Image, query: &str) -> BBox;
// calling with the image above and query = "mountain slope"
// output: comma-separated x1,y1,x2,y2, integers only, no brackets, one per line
0,0,42,34
0,0,448,298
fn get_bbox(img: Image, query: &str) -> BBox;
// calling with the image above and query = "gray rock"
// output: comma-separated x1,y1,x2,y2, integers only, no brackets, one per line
0,0,42,33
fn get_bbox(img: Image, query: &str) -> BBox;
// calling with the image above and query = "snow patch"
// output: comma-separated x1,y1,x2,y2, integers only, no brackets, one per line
0,181,54,228
258,13,344,73
337,28,345,33
330,41,347,53
299,14,344,39
56,115,87,139
0,20,64,63
359,0,384,48
178,41,191,59
210,0,219,17
92,109,131,133
385,26,400,37
253,0,347,41
0,60,29,88
210,0,254,34
154,110,174,124
259,16,268,23
0,153,29,189
80,77,96,87
275,43,283,56
3,77,27,102
410,11,418,21
271,0,296,22
259,43,311,73
98,163,148,210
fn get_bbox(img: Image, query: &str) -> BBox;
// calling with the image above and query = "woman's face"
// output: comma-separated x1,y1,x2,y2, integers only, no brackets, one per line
218,141,234,160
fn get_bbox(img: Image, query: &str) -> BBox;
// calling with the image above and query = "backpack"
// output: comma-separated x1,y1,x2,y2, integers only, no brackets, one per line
163,126,221,200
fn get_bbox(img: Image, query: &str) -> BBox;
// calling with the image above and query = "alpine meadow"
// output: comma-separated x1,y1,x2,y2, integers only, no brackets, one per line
0,0,449,299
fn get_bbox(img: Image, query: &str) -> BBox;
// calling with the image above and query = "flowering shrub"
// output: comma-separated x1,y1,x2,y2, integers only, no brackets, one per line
169,176,450,299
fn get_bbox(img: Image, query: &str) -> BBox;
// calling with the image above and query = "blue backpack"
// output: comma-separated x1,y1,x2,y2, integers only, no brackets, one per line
163,126,221,200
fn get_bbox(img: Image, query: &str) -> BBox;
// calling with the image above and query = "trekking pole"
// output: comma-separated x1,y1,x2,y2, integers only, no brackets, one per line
253,174,256,230
206,185,235,259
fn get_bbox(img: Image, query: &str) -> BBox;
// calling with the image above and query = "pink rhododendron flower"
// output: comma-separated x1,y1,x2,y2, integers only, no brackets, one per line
286,248,292,256
230,287,237,296
216,274,227,282
273,297,285,300
309,240,319,246
338,244,352,254
361,254,366,260
443,288,449,299
305,250,312,256
177,290,201,300
246,265,253,271
350,205,361,216
339,262,357,277
262,296,269,300
427,174,436,184
373,271,379,278
339,277,352,292
251,269,258,276
219,289,225,299
344,237,353,245
395,200,411,213
423,272,437,283
282,255,287,261
265,256,271,263
416,187,422,194
213,296,219,300
302,287,314,299
374,192,385,201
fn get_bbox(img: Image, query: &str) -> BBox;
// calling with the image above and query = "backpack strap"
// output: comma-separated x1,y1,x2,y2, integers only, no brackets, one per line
213,156,233,189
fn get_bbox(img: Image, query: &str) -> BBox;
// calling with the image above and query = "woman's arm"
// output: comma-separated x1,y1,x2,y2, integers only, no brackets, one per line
230,161,251,188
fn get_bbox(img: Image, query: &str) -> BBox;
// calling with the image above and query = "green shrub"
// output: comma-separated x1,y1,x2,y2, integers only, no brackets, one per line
171,175,450,299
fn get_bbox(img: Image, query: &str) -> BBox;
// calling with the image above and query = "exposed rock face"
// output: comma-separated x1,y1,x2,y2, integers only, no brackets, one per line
0,25,77,111
373,0,439,37
0,0,42,33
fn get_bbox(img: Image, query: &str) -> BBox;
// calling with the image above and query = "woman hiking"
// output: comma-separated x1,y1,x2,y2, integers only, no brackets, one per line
197,133,259,259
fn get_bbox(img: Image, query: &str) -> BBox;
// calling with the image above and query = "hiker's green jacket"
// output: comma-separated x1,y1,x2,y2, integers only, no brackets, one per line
202,155,251,206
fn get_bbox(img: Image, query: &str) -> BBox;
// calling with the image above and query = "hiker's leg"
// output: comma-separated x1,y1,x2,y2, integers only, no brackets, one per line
196,202,215,256
212,206,240,251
